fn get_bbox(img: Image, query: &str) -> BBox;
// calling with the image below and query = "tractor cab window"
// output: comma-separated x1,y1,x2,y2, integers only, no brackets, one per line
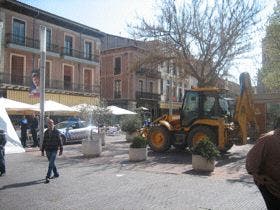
183,92,199,112
181,91,199,126
202,94,229,117
203,96,215,116
219,98,230,116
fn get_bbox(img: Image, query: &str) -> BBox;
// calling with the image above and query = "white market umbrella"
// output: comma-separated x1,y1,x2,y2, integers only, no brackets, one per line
34,100,78,114
0,97,39,114
71,103,98,112
0,104,25,154
107,105,137,115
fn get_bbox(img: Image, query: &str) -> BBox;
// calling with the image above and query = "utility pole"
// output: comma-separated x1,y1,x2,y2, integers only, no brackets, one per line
0,22,3,72
39,26,46,148
168,62,173,115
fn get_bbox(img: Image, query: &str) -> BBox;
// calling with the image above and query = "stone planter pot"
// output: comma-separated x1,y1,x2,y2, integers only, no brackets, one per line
129,147,147,162
125,131,138,142
82,133,102,157
192,155,215,172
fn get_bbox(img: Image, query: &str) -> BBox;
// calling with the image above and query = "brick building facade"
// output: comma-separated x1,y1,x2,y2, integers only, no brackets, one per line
0,0,103,106
101,34,161,118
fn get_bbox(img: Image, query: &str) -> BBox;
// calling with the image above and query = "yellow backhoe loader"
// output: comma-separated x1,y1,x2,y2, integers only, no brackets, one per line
145,72,258,152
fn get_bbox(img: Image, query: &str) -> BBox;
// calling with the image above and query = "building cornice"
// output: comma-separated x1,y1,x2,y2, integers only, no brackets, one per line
1,0,105,38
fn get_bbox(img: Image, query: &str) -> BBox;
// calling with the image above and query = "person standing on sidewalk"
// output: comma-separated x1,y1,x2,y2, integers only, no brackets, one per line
30,113,39,147
246,118,280,210
41,119,63,184
19,115,28,148
0,130,7,176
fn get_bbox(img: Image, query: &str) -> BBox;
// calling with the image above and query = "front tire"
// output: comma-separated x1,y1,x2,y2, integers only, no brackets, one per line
187,126,216,149
148,126,171,152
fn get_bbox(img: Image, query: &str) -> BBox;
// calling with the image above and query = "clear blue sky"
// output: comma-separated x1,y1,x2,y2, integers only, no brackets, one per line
19,0,156,36
19,0,275,84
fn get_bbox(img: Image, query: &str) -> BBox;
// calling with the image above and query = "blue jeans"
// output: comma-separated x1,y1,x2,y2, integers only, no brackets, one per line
46,150,59,178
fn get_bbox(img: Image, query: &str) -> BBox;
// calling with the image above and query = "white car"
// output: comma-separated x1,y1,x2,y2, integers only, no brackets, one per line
55,120,98,144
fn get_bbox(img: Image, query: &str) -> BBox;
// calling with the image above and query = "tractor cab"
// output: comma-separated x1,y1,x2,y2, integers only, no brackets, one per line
180,88,230,127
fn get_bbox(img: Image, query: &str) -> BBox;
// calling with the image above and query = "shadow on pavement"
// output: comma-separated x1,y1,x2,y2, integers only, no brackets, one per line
147,149,192,165
0,179,45,190
227,174,255,185
215,152,246,167
34,137,253,182
183,169,212,176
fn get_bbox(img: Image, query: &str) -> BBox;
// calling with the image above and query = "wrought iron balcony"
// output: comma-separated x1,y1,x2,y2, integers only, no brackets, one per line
0,71,32,87
0,72,100,95
61,47,99,63
136,68,161,79
5,34,99,63
49,79,100,94
136,91,160,101
6,33,60,54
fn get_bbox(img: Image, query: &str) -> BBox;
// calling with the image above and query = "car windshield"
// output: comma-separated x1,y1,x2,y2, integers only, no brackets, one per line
55,120,91,129
55,121,69,129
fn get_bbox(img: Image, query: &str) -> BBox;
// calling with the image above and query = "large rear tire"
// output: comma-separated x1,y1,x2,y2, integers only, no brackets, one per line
148,126,171,152
187,126,216,149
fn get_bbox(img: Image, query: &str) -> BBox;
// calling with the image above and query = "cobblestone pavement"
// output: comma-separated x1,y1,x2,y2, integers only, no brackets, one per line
0,134,266,210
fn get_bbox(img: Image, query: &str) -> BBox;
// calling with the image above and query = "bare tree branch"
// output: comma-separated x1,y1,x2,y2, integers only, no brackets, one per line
129,0,262,87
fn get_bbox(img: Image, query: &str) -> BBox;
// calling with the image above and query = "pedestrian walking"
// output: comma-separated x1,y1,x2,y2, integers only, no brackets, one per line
0,129,7,176
19,115,28,148
246,117,280,210
41,118,63,184
30,113,39,147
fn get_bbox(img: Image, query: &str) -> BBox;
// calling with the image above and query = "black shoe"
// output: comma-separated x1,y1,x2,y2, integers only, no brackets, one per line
0,172,5,177
50,174,59,179
44,177,50,184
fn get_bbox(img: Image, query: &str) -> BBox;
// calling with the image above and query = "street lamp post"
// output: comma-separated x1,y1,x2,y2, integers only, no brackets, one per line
39,26,46,148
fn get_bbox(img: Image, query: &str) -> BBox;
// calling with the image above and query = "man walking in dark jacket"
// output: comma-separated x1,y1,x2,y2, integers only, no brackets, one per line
41,119,63,184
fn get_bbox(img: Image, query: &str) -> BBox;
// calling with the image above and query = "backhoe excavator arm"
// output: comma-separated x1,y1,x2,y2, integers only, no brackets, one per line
233,72,258,144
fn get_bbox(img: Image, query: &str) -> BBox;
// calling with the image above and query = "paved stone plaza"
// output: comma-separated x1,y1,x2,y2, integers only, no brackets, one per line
0,134,266,210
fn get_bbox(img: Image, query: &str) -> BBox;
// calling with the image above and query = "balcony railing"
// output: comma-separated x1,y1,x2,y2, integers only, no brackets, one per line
136,68,161,79
6,33,60,54
0,72,100,95
0,71,32,87
61,47,99,63
5,33,99,62
136,91,160,100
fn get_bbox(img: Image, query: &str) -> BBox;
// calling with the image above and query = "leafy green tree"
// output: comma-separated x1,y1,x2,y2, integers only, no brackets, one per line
129,0,262,87
261,2,280,89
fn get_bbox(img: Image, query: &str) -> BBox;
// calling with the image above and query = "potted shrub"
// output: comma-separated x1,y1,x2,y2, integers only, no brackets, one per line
129,136,147,161
191,138,220,172
120,115,142,142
